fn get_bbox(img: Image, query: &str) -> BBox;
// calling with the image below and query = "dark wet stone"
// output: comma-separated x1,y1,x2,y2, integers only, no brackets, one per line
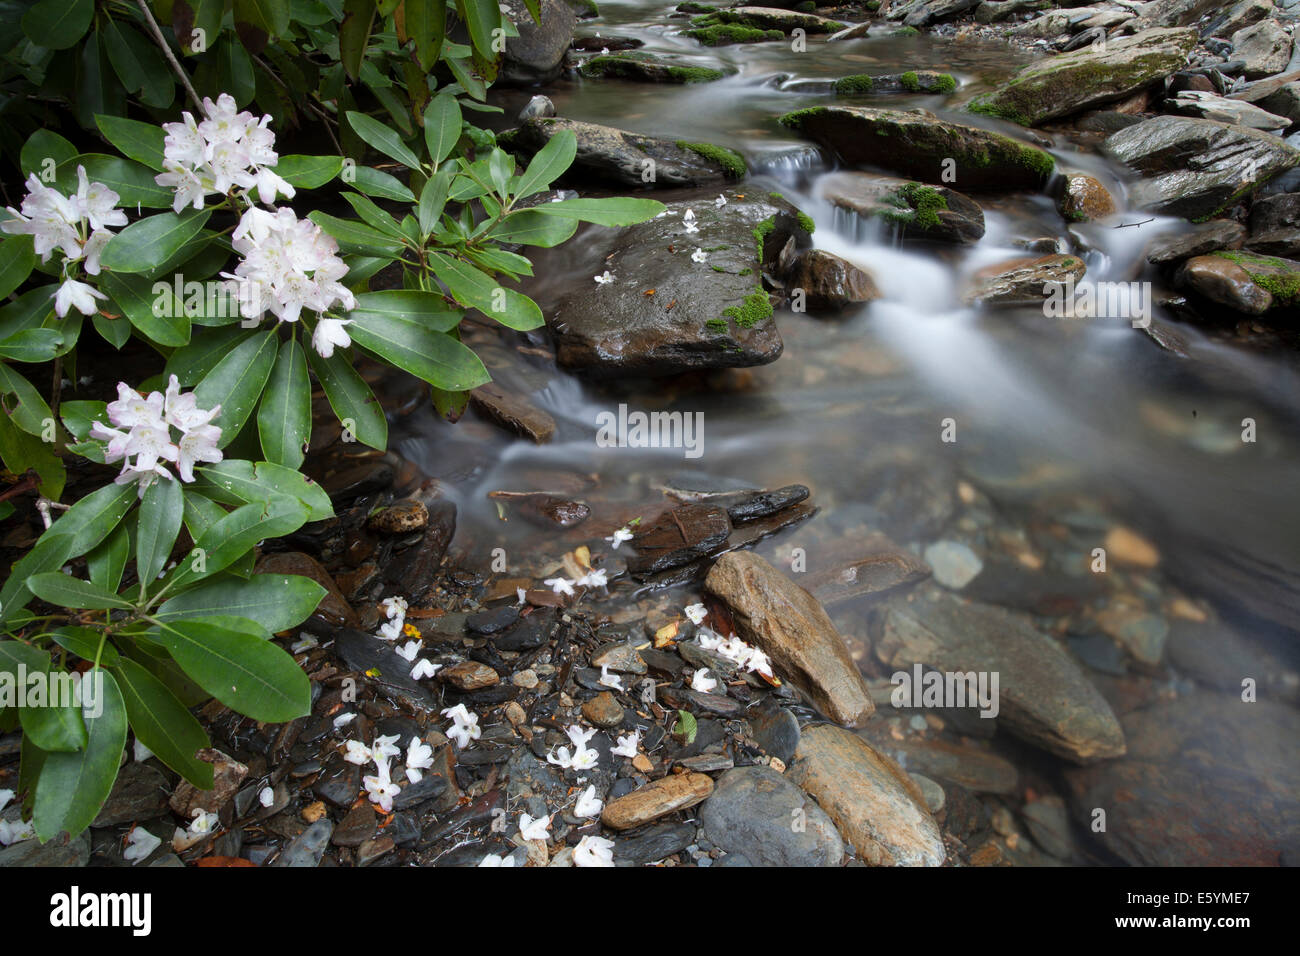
962,557,1105,615
803,533,931,608
591,640,647,674
493,609,556,650
662,686,744,718
819,171,985,244
272,818,334,867
320,459,395,502
614,822,697,864
640,647,686,678
721,484,811,522
513,494,591,528
332,803,378,847
169,749,247,818
627,505,731,576
1146,219,1247,264
504,747,566,803
421,790,503,846
92,762,170,827
312,756,362,809
383,501,457,602
748,702,800,764
677,753,734,773
386,812,421,847
332,627,440,710
0,826,90,867
470,383,557,443
467,604,521,635
700,765,843,866
390,772,449,810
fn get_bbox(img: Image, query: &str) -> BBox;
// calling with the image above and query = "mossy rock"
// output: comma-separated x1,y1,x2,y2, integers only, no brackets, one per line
705,7,848,35
966,27,1198,127
780,105,1053,191
677,141,748,179
579,52,734,83
819,171,985,243
1209,251,1300,309
834,71,957,95
686,22,785,45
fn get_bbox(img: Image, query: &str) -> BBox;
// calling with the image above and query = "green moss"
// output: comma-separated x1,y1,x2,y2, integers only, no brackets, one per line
865,0,881,9
721,289,774,328
666,65,728,83
706,317,730,332
676,2,716,12
933,73,957,94
834,74,874,95
676,141,747,178
778,106,829,129
796,211,816,234
877,182,949,230
686,24,784,45
1213,251,1300,304
581,55,727,83
753,216,776,261
795,0,815,10
900,71,921,93
738,267,752,276
895,26,919,36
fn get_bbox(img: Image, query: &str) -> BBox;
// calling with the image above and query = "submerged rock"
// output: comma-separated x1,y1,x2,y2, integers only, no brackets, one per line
788,725,946,866
1102,115,1300,219
819,171,985,243
967,27,1197,126
783,248,881,310
704,551,876,726
500,0,575,86
781,106,1053,191
700,766,844,866
577,52,735,84
871,586,1127,763
548,188,807,376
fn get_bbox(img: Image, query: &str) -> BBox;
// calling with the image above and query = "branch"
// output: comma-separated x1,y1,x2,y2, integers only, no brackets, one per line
133,0,203,112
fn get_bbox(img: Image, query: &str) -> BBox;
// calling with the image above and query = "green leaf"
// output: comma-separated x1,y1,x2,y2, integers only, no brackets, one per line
95,115,166,171
0,361,52,437
348,309,489,391
100,272,191,348
33,670,126,841
137,476,184,585
165,326,254,387
350,166,416,203
350,289,462,328
307,210,405,256
276,155,344,189
156,573,326,632
112,657,213,788
20,130,77,180
305,347,388,451
673,709,698,744
194,330,279,446
418,165,454,236
233,0,291,54
0,640,86,753
0,409,64,500
423,92,462,167
27,572,133,610
0,235,36,300
22,0,93,50
341,191,406,240
165,498,310,591
211,34,257,107
198,460,333,520
0,532,77,626
50,627,120,667
406,0,447,72
339,0,376,81
345,110,422,170
489,209,579,247
53,482,138,556
148,616,310,722
100,210,213,275
54,154,174,209
257,338,310,469
86,524,130,595
430,252,544,330
172,0,225,55
529,196,668,227
455,0,502,67
101,17,148,95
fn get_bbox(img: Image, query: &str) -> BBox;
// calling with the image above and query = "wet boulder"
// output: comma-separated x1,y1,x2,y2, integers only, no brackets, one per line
783,248,881,311
1059,173,1116,222
548,188,810,376
704,6,847,33
1176,251,1300,313
503,115,744,188
1168,90,1290,131
819,171,985,243
967,27,1197,126
1246,191,1300,256
500,0,575,86
577,52,735,84
780,106,1053,191
888,0,981,28
1101,115,1300,219
1145,219,1247,263
964,253,1088,306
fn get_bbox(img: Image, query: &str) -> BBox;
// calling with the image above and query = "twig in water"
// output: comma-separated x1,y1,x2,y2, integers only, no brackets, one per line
1114,218,1154,229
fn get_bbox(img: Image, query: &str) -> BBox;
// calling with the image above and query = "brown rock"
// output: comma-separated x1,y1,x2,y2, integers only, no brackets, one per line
784,248,881,311
366,498,429,534
803,533,931,607
601,772,714,830
1060,174,1116,221
788,725,945,866
168,749,248,818
582,691,625,728
704,551,875,726
627,504,731,576
1103,525,1160,567
470,383,556,443
965,254,1087,306
1176,254,1274,314
1145,219,1246,264
255,551,358,627
440,661,500,690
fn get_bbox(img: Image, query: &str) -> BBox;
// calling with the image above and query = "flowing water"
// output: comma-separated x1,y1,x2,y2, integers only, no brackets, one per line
393,3,1300,861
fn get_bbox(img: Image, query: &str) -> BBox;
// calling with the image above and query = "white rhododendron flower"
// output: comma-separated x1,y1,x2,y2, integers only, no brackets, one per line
611,731,640,758
89,376,222,493
518,813,551,842
605,526,633,549
396,639,422,662
156,93,294,212
684,603,707,626
0,818,34,847
377,596,408,640
593,270,614,284
598,665,623,691
573,785,603,818
410,658,440,680
576,568,607,589
225,207,355,346
2,166,128,316
694,627,774,679
691,248,707,263
259,787,275,808
479,853,515,867
363,758,401,813
442,704,481,749
405,737,435,783
545,576,575,596
691,667,718,693
123,826,161,864
573,835,615,867
344,740,373,766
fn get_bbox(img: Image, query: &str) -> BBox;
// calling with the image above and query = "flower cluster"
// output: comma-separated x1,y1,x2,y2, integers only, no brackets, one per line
376,596,409,641
2,166,127,317
156,93,294,212
442,704,481,749
344,732,433,812
90,376,222,494
226,206,356,349
697,626,774,679
396,638,440,681
546,724,599,771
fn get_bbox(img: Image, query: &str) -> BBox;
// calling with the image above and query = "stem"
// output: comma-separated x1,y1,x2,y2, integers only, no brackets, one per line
133,0,203,112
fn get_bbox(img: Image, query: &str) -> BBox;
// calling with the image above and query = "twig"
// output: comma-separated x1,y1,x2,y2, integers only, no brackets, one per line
1114,218,1154,229
0,474,37,505
134,0,203,112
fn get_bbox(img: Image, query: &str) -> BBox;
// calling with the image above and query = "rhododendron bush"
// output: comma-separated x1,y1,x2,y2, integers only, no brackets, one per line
0,1,662,841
